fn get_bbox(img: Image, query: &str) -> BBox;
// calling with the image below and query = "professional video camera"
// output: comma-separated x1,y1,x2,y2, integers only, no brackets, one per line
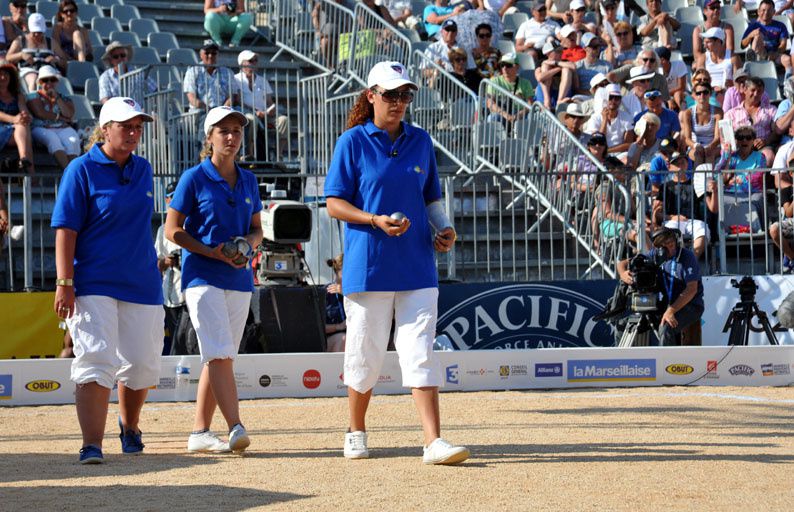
731,275,758,304
627,253,661,313
256,186,313,286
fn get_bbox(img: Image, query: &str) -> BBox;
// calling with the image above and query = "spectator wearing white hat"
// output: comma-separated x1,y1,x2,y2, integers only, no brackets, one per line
585,83,635,154
515,1,559,61
52,97,162,464
637,0,679,49
620,65,654,118
590,72,610,111
575,32,612,94
608,49,669,102
233,50,289,160
696,27,733,98
6,12,65,91
557,24,585,62
535,40,576,109
26,65,79,170
692,0,736,67
567,0,597,35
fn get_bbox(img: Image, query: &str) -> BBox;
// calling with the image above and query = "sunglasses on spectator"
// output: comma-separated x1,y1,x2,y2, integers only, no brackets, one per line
246,57,258,63
501,62,517,68
644,90,662,99
62,8,77,14
477,33,492,38
608,95,622,101
694,89,710,96
605,4,617,9
735,135,754,141
203,50,218,56
615,31,630,37
641,57,655,62
39,77,58,84
373,89,415,104
536,6,547,11
588,139,606,146
111,53,127,60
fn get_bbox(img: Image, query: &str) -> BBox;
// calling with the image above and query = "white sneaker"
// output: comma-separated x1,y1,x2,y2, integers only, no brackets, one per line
422,438,470,465
344,431,369,459
228,424,250,454
187,431,231,453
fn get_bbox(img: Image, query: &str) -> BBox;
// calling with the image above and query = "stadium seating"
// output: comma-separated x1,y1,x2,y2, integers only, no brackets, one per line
148,32,180,55
110,4,141,28
109,30,142,47
130,18,160,41
66,61,100,92
91,16,123,42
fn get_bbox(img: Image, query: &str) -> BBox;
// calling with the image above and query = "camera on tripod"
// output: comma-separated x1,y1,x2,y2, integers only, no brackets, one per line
731,275,757,304
627,253,661,313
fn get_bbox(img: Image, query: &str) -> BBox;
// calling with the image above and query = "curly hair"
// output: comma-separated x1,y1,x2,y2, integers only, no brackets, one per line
84,125,105,152
346,90,373,129
0,63,21,96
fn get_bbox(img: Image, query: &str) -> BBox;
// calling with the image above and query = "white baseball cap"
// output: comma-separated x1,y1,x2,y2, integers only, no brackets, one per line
367,61,418,90
701,27,726,42
589,72,608,89
559,24,576,40
570,0,586,9
605,83,623,96
99,97,154,127
203,106,248,135
37,65,61,82
28,13,47,33
237,49,257,66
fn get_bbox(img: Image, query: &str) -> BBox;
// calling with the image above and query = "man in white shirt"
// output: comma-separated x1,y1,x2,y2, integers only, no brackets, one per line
422,19,475,74
585,83,635,154
515,1,559,61
234,50,289,160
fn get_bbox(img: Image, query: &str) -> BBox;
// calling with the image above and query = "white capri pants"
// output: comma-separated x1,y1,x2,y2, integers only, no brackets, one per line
68,295,164,390
343,288,442,393
32,126,81,156
185,285,251,364
664,218,710,243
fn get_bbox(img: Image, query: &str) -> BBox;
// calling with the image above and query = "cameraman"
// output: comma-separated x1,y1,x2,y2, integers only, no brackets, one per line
155,182,185,355
616,228,704,345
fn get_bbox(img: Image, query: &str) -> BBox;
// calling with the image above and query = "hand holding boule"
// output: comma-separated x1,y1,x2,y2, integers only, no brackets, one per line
389,211,410,237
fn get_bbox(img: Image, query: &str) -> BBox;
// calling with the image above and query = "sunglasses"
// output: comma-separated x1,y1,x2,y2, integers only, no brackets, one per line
477,33,492,38
588,139,606,146
502,62,517,68
373,89,414,104
535,6,547,11
605,4,617,9
615,31,629,37
608,95,622,100
641,57,655,62
694,90,711,96
39,77,58,84
735,135,754,141
644,91,662,99
62,8,77,14
111,53,127,60
203,50,218,56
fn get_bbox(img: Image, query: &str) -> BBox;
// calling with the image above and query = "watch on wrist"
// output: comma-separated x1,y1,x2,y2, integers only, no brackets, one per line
55,278,74,286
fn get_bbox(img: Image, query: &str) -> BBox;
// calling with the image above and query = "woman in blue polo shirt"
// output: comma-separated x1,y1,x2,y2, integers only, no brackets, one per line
325,61,469,465
51,97,163,464
165,106,263,455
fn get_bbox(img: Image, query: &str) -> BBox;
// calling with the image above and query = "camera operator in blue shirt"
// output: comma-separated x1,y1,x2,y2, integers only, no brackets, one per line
616,227,704,346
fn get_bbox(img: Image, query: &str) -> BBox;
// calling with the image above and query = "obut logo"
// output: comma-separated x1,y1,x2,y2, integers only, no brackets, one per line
302,369,321,389
665,364,694,376
437,283,613,349
25,380,61,392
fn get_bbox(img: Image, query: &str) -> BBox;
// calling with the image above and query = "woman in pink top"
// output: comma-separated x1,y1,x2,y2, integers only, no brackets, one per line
724,77,780,166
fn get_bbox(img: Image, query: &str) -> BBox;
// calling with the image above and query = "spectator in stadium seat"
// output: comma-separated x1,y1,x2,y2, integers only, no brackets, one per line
620,66,653,118
471,23,501,80
680,82,723,166
608,50,669,102
560,131,607,194
98,42,157,105
26,66,79,170
652,151,710,258
774,77,794,146
602,20,640,67
625,111,661,169
558,24,585,62
324,61,468,465
447,47,481,92
0,62,34,176
696,27,733,104
742,0,790,72
6,13,66,92
515,1,558,61
184,40,236,112
590,72,610,112
383,0,421,29
585,83,635,154
324,253,346,352
545,0,573,25
567,0,596,35
1,1,29,49
634,88,680,143
52,1,93,63
722,67,771,113
692,0,736,68
557,102,590,145
51,97,162,464
637,0,679,49
203,0,253,48
422,19,475,74
165,107,263,455
535,40,576,109
575,32,612,94
233,50,289,160
424,0,466,40
487,53,534,123
655,47,687,112
725,77,780,167
769,151,794,269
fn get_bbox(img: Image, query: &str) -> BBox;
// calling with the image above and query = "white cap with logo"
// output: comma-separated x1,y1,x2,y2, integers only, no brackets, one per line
203,106,248,135
99,97,154,127
367,61,418,90
28,13,47,33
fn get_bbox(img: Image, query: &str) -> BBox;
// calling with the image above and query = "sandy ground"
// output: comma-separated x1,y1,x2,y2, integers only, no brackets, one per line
1,386,793,511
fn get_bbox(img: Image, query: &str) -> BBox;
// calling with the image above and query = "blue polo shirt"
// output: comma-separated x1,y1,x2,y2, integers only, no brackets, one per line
634,108,680,141
51,144,162,305
645,247,704,308
325,120,442,294
648,155,693,186
169,158,262,292
743,20,788,53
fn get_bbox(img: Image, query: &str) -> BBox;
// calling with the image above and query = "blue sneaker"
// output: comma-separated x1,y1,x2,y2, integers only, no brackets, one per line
79,445,104,464
119,417,144,455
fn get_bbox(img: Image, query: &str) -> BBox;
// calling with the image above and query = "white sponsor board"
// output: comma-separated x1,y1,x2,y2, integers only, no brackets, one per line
1,346,792,406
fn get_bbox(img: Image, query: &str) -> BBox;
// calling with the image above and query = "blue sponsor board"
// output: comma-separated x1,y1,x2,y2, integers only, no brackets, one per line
445,364,460,385
567,359,656,382
0,374,11,400
437,281,615,350
535,363,563,378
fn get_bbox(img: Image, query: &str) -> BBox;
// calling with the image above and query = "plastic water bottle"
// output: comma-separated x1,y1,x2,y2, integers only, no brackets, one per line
175,356,191,402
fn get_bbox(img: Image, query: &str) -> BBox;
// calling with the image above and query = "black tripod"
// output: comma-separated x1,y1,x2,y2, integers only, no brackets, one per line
618,311,660,347
722,300,779,346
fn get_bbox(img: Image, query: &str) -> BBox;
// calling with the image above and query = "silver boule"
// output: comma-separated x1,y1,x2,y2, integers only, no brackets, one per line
390,211,407,221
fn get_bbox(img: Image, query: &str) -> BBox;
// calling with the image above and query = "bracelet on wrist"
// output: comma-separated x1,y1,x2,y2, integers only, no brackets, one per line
369,214,377,229
55,278,73,287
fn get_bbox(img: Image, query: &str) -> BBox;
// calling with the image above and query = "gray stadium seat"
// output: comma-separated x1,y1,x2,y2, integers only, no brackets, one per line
148,32,179,54
675,6,704,25
66,61,100,92
77,3,103,22
166,48,199,66
661,0,688,13
677,23,697,58
95,0,124,13
68,94,97,127
399,28,421,44
56,76,73,96
91,17,123,42
496,39,515,56
109,30,141,47
35,1,59,20
84,77,100,105
110,4,141,28
129,46,160,66
731,17,749,54
129,18,159,41
503,13,528,38
87,29,104,52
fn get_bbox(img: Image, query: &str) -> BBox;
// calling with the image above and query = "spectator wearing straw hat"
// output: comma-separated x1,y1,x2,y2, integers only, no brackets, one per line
585,83,635,154
557,102,590,145
98,42,157,105
26,65,79,170
233,49,289,160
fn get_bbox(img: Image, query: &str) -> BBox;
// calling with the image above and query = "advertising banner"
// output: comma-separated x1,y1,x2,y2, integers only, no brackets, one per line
0,292,63,359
